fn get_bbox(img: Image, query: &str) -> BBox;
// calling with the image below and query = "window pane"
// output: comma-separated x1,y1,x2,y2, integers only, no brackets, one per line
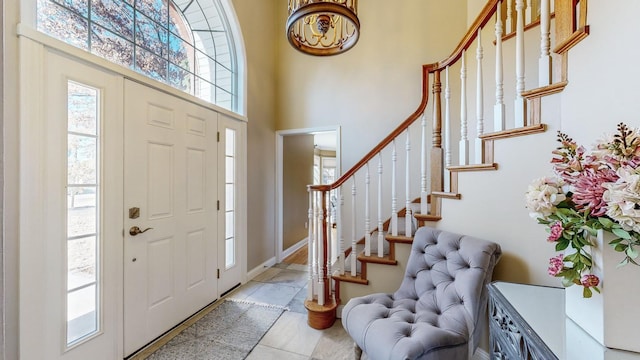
53,0,88,18
91,0,134,40
168,3,192,42
68,187,97,238
68,135,97,184
216,88,232,111
195,76,214,104
225,184,234,211
135,12,168,58
169,33,193,71
225,156,234,183
168,64,193,92
136,0,168,26
225,238,235,269
67,285,97,344
91,25,135,69
37,0,89,51
135,47,168,82
68,82,98,135
225,128,235,156
216,65,232,93
68,236,97,290
225,211,234,240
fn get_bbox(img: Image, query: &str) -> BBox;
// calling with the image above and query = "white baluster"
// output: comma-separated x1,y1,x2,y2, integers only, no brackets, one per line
539,0,551,86
351,177,357,277
364,163,371,257
405,129,412,237
338,187,345,275
307,188,314,300
494,1,506,132
444,66,452,192
317,191,324,306
391,140,398,236
377,153,384,257
420,112,428,215
514,0,526,127
525,0,533,24
506,0,513,33
475,29,484,164
460,50,469,165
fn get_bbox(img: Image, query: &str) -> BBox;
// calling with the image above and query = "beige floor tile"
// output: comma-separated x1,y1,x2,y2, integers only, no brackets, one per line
259,311,323,356
286,263,310,272
252,267,282,282
246,344,309,360
310,320,354,360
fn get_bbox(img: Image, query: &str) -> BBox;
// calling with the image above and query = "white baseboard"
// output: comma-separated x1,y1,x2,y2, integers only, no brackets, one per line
472,348,490,360
281,238,308,260
246,257,277,280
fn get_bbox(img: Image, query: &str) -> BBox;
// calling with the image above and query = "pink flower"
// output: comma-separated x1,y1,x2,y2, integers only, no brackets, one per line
572,167,618,216
547,222,563,242
548,254,564,277
580,274,600,288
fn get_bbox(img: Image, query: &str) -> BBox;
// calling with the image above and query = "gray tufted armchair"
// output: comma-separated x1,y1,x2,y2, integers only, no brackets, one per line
341,227,502,360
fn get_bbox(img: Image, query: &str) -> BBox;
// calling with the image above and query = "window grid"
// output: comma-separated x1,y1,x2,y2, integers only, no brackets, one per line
37,0,237,111
66,81,101,347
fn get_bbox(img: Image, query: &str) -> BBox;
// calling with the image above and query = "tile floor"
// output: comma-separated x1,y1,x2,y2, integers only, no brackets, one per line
137,262,354,360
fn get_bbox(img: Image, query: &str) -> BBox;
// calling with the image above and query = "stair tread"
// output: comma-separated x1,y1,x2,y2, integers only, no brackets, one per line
357,253,397,265
332,272,368,285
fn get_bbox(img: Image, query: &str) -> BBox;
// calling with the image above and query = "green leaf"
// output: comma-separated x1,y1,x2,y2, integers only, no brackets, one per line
599,217,615,228
556,239,569,251
613,228,632,240
593,286,601,294
627,246,639,259
583,287,593,298
609,238,623,245
614,243,628,253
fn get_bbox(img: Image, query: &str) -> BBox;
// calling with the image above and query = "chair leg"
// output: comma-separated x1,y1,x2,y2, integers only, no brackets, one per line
354,342,362,360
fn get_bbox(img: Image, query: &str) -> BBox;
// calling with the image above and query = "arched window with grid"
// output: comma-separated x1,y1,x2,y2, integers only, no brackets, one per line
37,0,239,112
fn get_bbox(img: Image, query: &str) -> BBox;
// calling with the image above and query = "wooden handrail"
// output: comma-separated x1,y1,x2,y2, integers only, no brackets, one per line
309,0,501,193
309,64,430,192
425,0,500,72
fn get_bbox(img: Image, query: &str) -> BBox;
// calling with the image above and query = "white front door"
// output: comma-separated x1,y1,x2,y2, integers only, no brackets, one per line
123,80,220,355
20,50,124,360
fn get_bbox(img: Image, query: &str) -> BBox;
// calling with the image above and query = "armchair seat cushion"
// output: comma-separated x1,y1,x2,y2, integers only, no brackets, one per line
342,227,501,360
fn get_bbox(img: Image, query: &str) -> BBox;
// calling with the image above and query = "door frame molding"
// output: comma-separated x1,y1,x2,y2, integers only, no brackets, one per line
275,126,341,263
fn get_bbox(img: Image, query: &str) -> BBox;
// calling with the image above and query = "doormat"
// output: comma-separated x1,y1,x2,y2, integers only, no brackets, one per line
145,300,286,360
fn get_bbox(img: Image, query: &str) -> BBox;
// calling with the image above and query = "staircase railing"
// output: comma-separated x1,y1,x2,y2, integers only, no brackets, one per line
303,0,588,326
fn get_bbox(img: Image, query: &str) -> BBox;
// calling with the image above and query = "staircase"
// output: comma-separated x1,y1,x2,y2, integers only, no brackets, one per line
303,0,590,329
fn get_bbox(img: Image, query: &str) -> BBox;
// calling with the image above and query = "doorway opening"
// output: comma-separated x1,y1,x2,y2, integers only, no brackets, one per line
275,127,341,263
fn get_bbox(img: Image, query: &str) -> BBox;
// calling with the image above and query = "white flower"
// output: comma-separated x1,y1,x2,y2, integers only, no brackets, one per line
525,177,567,219
603,167,640,232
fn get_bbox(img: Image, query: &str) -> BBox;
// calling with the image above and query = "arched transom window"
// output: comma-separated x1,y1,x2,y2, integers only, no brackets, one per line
37,0,238,111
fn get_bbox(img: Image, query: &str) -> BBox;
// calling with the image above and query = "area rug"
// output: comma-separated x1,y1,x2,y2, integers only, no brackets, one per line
145,299,286,360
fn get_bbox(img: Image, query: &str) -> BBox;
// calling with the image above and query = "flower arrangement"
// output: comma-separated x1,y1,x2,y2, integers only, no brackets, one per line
525,123,640,298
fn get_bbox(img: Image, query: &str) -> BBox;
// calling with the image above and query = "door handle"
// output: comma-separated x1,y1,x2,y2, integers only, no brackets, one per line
129,226,153,236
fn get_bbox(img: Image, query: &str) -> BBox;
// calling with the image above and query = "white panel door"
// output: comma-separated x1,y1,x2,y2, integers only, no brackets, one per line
20,49,123,360
123,80,218,356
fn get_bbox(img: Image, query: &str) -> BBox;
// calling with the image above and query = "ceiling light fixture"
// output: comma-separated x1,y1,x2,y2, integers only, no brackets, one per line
286,0,360,56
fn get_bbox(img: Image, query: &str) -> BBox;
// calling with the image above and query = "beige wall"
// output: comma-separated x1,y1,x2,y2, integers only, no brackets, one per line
282,134,314,250
231,0,280,270
276,0,468,171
